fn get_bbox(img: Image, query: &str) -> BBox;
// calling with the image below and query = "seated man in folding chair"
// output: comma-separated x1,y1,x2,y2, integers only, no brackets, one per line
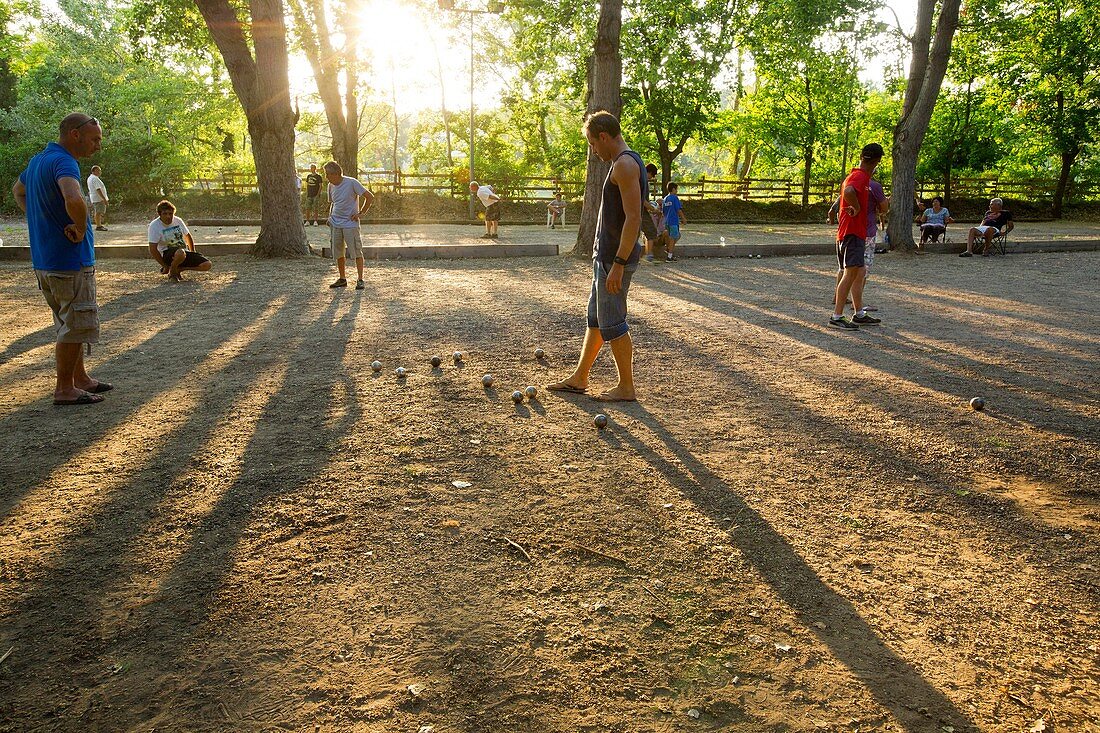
960,197,1013,257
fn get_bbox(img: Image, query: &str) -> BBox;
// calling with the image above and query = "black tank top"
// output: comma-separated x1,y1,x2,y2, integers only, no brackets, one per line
594,149,647,265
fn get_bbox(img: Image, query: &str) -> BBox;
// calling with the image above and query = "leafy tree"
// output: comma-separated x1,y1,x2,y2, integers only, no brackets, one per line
0,5,239,210
749,47,860,207
888,0,962,251
287,0,364,176
996,0,1100,216
620,0,742,189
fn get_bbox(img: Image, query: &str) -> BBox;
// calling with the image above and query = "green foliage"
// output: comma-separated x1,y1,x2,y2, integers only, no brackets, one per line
0,2,242,211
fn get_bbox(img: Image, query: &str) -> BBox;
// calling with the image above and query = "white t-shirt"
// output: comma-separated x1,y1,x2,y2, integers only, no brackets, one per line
476,185,499,208
327,176,368,228
148,216,190,254
87,173,107,203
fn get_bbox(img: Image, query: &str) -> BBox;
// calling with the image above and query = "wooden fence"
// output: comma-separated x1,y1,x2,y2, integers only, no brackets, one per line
179,170,1100,204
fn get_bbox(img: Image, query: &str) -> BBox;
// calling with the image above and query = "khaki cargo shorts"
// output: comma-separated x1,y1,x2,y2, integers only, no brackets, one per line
331,226,364,260
35,266,100,344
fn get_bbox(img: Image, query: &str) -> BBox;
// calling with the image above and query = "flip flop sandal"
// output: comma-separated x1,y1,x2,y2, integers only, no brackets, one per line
87,382,114,393
54,392,105,406
546,381,587,395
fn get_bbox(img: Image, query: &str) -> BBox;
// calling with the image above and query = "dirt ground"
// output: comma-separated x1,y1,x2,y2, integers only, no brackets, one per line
0,249,1097,733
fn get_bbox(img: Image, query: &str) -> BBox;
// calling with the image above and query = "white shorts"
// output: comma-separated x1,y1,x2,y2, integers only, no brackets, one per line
974,225,1001,236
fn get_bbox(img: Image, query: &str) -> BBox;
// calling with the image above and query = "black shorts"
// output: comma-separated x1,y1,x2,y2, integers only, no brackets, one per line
836,234,865,270
164,247,210,269
484,202,501,221
640,209,659,240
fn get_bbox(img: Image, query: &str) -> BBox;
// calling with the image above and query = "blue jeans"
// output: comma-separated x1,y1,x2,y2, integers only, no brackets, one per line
587,259,638,342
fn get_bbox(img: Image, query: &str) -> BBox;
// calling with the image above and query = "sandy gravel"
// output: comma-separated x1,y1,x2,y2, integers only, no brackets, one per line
0,249,1097,732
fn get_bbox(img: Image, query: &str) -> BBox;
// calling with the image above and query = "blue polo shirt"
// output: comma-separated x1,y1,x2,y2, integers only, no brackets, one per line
18,142,95,271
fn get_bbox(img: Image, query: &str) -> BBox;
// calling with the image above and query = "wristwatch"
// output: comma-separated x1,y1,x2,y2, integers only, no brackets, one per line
613,256,629,266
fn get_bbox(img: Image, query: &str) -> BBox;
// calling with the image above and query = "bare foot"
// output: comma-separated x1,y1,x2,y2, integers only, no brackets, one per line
591,385,636,402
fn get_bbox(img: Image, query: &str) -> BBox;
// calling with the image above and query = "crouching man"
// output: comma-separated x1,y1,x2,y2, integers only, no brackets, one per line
148,200,212,281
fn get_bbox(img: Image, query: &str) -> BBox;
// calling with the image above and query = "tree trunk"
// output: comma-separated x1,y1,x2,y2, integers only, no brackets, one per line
288,0,360,176
572,0,622,258
196,0,307,257
801,148,813,209
888,0,961,252
1052,148,1077,219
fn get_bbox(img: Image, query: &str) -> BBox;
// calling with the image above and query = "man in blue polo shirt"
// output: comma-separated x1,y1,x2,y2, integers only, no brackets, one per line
12,112,112,406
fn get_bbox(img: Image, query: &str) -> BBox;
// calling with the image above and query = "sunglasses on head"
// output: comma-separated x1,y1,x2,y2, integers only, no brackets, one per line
74,117,99,130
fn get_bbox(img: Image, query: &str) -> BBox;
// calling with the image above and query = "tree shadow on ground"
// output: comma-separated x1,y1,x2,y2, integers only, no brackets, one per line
642,267,1099,445
585,399,977,732
0,291,359,728
0,281,275,521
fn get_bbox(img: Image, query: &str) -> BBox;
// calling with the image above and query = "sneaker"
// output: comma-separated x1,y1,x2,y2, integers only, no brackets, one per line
95,226,108,231
829,316,859,330
491,233,499,239
666,254,677,262
959,251,972,257
852,313,881,325
329,278,347,288
861,305,878,312
645,254,654,262
355,280,365,290
480,234,493,239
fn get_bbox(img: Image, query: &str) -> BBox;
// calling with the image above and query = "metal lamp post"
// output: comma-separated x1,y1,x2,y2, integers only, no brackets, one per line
438,0,505,219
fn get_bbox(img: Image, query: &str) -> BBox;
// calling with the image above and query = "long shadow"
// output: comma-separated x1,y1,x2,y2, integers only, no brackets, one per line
0,274,223,367
0,291,350,729
0,286,321,726
669,264,1099,373
641,268,1100,445
600,401,978,731
673,265,1099,402
0,281,275,522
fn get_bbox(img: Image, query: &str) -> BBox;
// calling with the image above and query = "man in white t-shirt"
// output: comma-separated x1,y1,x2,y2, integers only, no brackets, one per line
87,165,109,231
469,180,501,239
147,200,212,282
324,160,374,290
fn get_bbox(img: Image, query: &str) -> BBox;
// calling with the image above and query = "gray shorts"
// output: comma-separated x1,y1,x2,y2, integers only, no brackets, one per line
35,266,100,344
92,201,107,215
587,259,638,342
332,226,364,260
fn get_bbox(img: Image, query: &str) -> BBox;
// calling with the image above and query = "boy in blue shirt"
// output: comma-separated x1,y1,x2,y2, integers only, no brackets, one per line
662,182,685,262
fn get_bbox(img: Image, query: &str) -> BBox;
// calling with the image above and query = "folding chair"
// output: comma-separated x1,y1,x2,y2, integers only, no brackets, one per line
985,222,1014,255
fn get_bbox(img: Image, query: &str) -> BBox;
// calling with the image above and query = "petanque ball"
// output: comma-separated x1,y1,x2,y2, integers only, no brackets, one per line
453,351,463,363
396,367,407,378
482,374,494,387
431,355,442,368
371,361,382,373
511,390,524,404
524,385,537,399
535,348,545,359
970,397,985,411
594,414,609,429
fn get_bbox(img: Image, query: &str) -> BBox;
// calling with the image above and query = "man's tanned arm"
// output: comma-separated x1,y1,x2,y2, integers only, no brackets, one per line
12,180,27,213
58,176,88,243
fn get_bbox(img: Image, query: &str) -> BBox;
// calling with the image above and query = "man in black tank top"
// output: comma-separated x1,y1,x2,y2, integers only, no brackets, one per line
546,110,644,403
